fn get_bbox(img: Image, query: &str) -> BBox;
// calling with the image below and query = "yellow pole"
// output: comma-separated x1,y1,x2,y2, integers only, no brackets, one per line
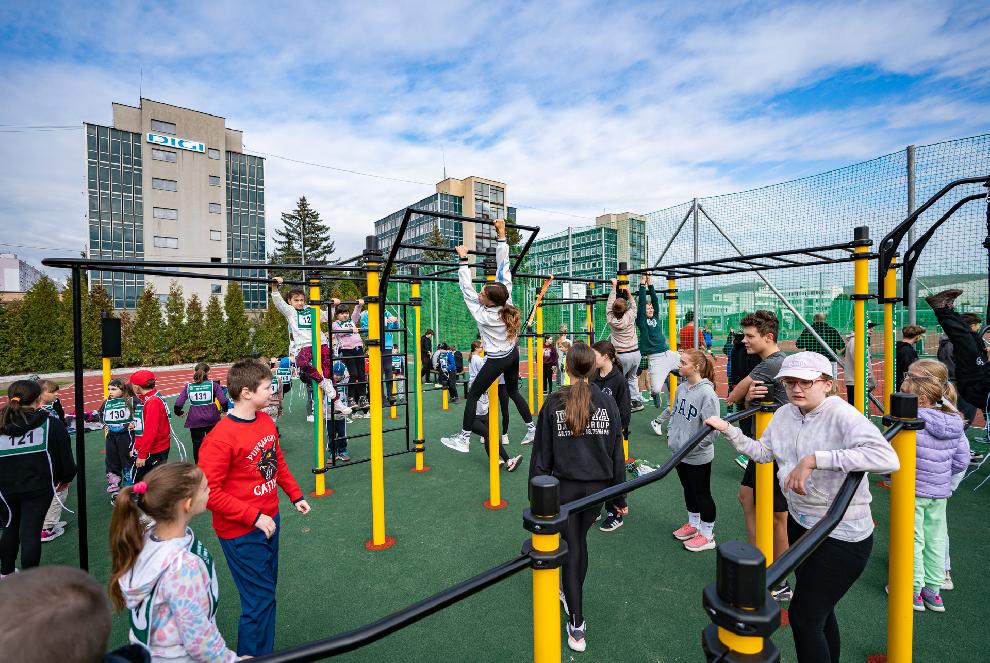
754,407,774,566
442,388,448,410
310,278,328,497
389,378,398,419
586,282,594,345
667,277,678,409
527,476,563,663
102,357,111,398
887,393,919,663
411,279,428,473
364,242,394,549
536,307,545,414
883,257,898,413
853,227,870,415
484,268,505,510
527,331,535,415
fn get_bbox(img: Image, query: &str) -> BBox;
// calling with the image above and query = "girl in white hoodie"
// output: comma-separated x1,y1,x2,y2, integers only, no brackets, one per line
109,462,238,662
706,351,899,663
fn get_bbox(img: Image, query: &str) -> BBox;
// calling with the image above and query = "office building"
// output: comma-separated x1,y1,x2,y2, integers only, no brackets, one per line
595,212,648,269
520,225,618,282
0,253,48,293
85,98,266,308
374,176,509,263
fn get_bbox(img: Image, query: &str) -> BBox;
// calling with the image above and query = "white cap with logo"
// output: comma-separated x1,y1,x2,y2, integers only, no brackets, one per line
775,351,834,381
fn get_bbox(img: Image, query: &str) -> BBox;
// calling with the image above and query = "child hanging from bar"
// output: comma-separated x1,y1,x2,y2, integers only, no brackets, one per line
270,277,351,416
441,219,535,453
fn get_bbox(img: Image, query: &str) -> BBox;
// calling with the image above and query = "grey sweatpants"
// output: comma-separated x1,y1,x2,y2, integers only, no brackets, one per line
617,350,642,405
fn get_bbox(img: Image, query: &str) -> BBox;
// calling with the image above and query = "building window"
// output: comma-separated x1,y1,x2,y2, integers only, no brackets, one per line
209,175,221,186
209,203,222,214
153,236,178,249
152,207,178,220
211,284,222,295
208,148,220,160
152,149,177,163
210,230,222,241
152,178,177,192
151,119,176,134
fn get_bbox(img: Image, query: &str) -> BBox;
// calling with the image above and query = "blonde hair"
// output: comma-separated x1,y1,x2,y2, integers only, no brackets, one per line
901,358,960,416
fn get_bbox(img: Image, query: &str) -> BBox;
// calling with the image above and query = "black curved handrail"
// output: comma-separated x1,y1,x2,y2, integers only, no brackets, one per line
253,554,531,662
764,420,904,588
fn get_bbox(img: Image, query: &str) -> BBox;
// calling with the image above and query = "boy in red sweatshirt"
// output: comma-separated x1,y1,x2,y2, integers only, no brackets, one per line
199,358,311,656
129,369,171,482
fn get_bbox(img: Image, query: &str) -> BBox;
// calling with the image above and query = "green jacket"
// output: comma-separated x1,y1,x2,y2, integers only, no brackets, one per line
636,286,669,355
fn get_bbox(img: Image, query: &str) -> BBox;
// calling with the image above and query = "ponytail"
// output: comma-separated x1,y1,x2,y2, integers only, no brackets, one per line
499,304,521,342
107,462,204,612
561,342,596,436
0,380,42,430
681,349,715,382
193,362,210,383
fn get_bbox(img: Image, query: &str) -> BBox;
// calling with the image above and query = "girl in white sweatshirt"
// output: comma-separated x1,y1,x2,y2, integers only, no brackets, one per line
706,351,899,663
441,219,535,453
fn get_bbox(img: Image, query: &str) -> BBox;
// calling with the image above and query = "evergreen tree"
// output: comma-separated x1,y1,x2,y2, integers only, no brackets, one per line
422,224,449,262
118,311,139,366
203,295,226,362
254,297,290,359
163,282,187,364
269,196,336,281
20,276,65,372
0,301,25,374
184,294,207,361
223,283,251,361
85,285,114,369
131,287,165,366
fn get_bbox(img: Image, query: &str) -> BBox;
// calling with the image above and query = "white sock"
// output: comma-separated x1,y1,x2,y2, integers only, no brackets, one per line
699,521,715,539
688,512,701,528
319,379,337,400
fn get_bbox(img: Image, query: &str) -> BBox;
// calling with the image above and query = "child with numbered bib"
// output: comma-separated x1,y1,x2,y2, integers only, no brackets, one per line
109,462,238,661
93,378,138,503
129,370,174,483
0,380,76,577
174,363,229,463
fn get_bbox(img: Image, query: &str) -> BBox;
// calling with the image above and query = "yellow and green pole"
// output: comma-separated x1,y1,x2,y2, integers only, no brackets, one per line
667,276,678,408
883,257,898,412
309,276,331,497
526,476,565,663
536,306,545,414
410,271,428,473
527,324,535,416
586,282,594,345
484,260,506,510
886,393,921,662
853,226,871,415
364,238,395,549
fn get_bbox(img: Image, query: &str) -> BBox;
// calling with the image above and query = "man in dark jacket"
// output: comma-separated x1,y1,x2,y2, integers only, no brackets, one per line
795,313,844,356
420,329,434,385
895,324,926,391
937,313,982,428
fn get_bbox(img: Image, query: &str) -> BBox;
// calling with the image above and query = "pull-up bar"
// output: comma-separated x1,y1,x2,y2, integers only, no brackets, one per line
43,256,367,273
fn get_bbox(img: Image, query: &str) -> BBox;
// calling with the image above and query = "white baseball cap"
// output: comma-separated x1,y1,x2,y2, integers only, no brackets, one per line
775,352,834,381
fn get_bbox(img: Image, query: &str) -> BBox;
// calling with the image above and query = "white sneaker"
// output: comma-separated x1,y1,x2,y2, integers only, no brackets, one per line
506,455,523,472
319,379,337,401
501,434,509,446
567,620,587,652
520,423,536,445
943,571,954,591
306,414,315,423
650,417,664,436
441,430,471,453
332,399,352,416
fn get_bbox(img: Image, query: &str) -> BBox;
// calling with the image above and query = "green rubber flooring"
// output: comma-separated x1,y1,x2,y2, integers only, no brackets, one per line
35,381,990,661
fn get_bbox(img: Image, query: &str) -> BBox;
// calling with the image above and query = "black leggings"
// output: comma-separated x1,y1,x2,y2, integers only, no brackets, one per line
674,461,715,523
472,415,508,462
543,367,554,394
559,479,609,626
498,384,510,435
190,425,216,464
934,306,990,409
340,348,367,402
0,489,54,574
787,515,873,663
461,347,532,432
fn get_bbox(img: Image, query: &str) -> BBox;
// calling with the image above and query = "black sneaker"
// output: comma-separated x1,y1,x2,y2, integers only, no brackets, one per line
970,449,985,465
771,582,793,603
599,512,623,532
630,401,645,413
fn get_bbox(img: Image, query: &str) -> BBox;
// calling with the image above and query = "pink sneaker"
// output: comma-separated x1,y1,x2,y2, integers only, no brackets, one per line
683,533,716,552
672,523,698,541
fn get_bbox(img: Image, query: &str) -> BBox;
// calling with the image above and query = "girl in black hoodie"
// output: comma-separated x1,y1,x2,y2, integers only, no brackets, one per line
529,342,625,653
0,380,76,576
591,340,631,532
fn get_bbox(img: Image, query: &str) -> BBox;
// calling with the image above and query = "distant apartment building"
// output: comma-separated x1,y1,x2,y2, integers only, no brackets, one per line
374,176,510,263
85,98,266,308
0,253,48,292
595,212,647,269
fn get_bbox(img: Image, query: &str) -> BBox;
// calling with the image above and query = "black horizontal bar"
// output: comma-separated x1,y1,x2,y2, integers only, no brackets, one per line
631,239,862,276
42,257,365,273
336,426,408,442
403,208,539,232
86,264,290,286
562,405,760,514
326,448,416,469
398,243,490,256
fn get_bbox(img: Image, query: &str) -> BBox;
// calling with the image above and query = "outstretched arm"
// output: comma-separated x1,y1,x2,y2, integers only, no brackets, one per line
493,219,512,300
457,245,484,318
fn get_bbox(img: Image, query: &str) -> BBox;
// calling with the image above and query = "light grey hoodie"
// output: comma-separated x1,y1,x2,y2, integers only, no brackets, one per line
119,528,236,662
459,239,516,358
659,378,720,465
723,395,899,542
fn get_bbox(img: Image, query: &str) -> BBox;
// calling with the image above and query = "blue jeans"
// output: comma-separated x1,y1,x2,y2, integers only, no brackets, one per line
218,514,281,656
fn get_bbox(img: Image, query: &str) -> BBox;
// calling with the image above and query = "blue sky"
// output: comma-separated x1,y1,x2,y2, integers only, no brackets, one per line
1,0,988,273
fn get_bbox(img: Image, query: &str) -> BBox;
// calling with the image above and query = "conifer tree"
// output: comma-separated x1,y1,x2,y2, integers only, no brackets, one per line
203,295,226,362
269,196,336,281
184,294,207,362
223,283,251,361
422,224,449,262
21,276,65,372
163,282,187,364
85,285,114,369
0,301,25,374
118,311,139,366
131,287,165,366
